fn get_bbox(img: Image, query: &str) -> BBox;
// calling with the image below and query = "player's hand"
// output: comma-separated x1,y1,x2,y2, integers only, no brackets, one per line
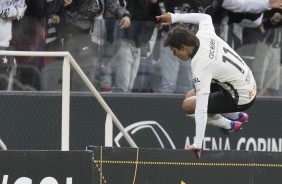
155,13,172,27
186,145,202,159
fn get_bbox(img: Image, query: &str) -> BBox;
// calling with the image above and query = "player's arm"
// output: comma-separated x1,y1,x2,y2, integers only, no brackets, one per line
186,93,209,159
156,13,214,31
193,93,209,149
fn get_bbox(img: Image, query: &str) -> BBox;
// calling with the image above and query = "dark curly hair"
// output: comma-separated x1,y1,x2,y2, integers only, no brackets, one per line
164,24,199,49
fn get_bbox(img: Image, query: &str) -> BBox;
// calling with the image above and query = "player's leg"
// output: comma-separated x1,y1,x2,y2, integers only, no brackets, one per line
182,87,235,130
207,114,243,135
223,96,256,123
183,94,240,134
207,114,233,129
207,84,249,134
222,112,249,123
182,84,248,134
183,83,241,113
182,89,196,115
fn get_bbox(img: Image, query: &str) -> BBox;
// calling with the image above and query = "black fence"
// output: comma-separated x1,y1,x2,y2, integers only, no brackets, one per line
0,92,282,151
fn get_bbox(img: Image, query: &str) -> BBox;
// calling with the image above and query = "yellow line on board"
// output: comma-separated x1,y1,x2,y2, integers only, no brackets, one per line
100,146,103,184
132,147,139,184
93,160,282,168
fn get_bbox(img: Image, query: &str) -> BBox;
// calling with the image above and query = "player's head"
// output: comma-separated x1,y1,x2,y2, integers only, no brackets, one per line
164,25,199,61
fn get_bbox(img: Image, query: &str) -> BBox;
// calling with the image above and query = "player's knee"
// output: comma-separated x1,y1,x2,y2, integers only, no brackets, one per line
185,89,196,99
182,101,194,115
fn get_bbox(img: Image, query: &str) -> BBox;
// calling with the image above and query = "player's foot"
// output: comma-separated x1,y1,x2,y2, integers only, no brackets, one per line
220,121,242,135
225,112,249,123
235,112,249,123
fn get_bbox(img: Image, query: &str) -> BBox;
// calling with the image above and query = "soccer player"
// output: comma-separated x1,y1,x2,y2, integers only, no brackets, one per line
156,13,256,159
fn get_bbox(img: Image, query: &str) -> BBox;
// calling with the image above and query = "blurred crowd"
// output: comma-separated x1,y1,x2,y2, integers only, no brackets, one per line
1,0,282,96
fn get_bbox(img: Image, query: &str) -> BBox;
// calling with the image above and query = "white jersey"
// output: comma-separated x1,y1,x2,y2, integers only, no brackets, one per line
193,25,256,105
172,13,256,105
171,13,256,149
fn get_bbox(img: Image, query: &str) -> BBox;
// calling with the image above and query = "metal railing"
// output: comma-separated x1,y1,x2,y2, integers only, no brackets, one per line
0,50,137,150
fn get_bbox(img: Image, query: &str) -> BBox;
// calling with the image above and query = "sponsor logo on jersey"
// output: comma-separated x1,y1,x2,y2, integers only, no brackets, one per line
193,77,200,83
193,77,201,93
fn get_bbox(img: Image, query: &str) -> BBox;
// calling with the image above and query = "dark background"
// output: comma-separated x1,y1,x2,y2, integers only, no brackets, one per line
0,92,281,151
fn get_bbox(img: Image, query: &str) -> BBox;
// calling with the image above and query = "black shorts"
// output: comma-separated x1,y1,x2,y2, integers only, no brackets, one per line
207,83,255,114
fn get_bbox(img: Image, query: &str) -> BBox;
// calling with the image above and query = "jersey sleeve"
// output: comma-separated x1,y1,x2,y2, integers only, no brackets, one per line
193,93,209,149
171,13,215,32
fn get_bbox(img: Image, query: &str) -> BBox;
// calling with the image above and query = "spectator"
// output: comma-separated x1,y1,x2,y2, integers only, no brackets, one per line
43,1,73,65
0,0,26,90
242,10,282,44
157,2,195,94
108,0,161,92
59,0,130,91
94,8,128,92
238,10,282,95
11,0,70,90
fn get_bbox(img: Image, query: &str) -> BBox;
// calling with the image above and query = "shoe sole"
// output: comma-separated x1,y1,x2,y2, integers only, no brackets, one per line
220,121,243,135
237,113,249,123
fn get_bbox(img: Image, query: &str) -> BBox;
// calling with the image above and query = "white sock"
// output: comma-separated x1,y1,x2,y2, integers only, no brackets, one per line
186,113,231,129
207,114,231,129
186,114,194,118
222,112,241,120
